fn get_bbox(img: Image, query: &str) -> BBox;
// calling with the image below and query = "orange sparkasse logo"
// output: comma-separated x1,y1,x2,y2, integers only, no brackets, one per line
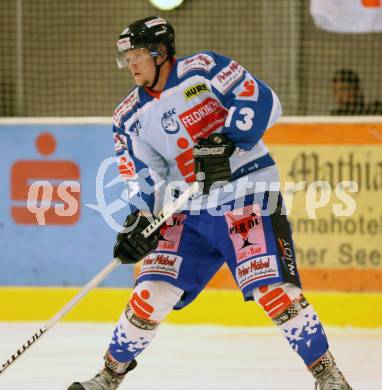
11,132,81,225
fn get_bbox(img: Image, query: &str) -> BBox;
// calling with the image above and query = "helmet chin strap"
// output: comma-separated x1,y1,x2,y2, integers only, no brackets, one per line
148,55,169,90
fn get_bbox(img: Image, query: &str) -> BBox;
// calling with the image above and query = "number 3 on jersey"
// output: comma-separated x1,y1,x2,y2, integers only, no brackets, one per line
226,106,255,131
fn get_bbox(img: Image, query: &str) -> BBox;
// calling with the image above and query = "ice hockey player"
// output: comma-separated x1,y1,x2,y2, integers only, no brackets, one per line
68,16,352,390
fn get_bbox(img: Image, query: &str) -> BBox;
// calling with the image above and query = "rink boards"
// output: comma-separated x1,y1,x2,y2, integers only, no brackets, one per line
1,287,382,327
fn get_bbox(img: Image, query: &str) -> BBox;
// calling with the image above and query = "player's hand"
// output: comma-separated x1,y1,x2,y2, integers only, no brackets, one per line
114,211,160,264
193,133,235,194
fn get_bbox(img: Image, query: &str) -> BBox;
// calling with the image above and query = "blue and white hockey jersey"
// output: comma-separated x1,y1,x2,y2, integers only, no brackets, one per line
112,51,282,214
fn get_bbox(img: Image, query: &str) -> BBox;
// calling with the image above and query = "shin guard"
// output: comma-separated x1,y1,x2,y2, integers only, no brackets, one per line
254,282,329,366
108,281,183,366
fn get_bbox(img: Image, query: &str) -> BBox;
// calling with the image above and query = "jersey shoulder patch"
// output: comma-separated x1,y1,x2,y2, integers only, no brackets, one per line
113,88,139,127
211,60,245,95
177,52,217,78
232,75,259,101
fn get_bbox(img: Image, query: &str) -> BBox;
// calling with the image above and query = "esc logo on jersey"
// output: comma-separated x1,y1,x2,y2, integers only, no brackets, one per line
161,108,180,134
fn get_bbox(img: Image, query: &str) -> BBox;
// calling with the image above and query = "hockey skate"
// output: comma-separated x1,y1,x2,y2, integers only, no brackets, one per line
68,357,137,390
67,367,125,390
311,351,352,390
314,365,353,390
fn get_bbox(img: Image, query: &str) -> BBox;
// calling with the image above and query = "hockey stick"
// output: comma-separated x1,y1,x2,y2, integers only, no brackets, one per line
0,181,200,376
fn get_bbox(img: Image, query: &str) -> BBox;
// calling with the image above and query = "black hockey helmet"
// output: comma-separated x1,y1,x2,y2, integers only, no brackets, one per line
116,16,175,69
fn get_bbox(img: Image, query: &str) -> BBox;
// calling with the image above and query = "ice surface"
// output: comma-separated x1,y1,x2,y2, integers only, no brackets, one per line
0,322,380,389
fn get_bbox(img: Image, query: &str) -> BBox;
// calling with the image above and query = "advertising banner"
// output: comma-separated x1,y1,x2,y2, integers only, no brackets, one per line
0,122,134,287
2,120,382,291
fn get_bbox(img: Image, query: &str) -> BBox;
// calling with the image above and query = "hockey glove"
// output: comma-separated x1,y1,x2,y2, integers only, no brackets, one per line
114,211,160,264
193,133,235,194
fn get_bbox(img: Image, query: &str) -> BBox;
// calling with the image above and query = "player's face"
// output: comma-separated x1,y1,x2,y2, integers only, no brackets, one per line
333,81,357,105
125,49,156,87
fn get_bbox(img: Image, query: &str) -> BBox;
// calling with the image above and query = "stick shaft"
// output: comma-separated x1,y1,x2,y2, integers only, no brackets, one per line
0,258,121,376
45,258,121,329
0,327,47,375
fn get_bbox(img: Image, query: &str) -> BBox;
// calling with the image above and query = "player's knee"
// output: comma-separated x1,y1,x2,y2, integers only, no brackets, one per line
127,280,184,323
253,282,310,325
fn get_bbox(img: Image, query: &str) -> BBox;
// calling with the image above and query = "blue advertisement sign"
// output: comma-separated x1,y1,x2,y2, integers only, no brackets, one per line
0,121,134,287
